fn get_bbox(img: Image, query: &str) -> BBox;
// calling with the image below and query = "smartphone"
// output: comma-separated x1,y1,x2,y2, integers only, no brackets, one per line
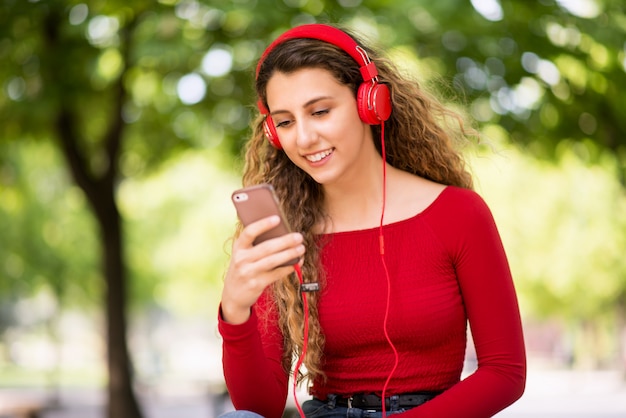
231,183,300,266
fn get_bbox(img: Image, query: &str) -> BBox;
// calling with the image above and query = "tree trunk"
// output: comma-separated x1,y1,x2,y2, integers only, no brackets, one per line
46,5,144,416
55,111,144,418
55,112,144,418
99,194,143,418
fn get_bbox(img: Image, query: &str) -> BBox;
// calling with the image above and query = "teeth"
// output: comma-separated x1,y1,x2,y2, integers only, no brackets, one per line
306,149,333,162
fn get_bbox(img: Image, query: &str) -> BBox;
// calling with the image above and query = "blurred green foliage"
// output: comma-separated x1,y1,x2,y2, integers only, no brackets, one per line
118,150,240,315
2,0,625,169
0,0,625,386
474,126,626,322
0,141,100,317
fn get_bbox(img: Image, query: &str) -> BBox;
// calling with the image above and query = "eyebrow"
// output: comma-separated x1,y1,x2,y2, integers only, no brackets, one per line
269,96,333,116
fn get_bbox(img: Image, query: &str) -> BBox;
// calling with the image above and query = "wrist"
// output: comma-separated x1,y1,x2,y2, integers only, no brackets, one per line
220,302,252,325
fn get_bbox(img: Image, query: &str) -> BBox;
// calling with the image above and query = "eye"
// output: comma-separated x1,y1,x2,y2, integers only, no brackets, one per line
312,109,329,117
275,119,292,129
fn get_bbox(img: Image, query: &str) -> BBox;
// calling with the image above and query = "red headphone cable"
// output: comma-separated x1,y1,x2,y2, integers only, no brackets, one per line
379,122,399,418
293,263,309,418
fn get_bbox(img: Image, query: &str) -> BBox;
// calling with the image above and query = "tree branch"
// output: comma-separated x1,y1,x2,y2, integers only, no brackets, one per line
102,15,138,188
43,7,100,208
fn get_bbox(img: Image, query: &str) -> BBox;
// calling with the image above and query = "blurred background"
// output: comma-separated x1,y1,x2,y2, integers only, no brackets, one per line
1,0,625,417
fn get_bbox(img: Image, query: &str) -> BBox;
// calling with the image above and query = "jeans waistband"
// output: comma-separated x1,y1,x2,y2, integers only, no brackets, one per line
323,391,441,411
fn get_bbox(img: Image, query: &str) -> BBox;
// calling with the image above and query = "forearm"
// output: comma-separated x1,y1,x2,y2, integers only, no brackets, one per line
219,304,289,418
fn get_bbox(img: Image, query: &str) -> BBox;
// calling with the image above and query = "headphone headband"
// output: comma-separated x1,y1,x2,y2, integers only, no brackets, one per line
255,24,378,82
256,24,392,149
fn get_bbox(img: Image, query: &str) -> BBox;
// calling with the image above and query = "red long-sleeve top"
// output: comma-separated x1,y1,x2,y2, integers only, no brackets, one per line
219,186,526,417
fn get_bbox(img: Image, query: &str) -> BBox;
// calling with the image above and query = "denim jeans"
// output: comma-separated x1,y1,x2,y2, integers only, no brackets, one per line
301,395,409,417
218,395,410,418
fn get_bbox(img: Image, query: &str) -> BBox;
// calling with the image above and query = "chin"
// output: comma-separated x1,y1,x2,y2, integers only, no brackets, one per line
306,173,328,185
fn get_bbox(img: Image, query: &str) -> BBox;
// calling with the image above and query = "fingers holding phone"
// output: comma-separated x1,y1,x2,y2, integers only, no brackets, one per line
235,215,304,268
221,184,305,324
222,218,304,324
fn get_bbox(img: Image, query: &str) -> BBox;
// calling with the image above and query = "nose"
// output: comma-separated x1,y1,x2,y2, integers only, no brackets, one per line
295,118,318,149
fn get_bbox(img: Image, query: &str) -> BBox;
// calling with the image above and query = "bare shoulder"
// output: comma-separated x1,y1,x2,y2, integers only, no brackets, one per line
386,170,447,222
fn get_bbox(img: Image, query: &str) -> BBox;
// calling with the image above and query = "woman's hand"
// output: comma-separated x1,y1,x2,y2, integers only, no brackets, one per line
221,215,305,325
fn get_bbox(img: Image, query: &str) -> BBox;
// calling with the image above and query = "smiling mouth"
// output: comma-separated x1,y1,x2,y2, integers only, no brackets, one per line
305,148,334,162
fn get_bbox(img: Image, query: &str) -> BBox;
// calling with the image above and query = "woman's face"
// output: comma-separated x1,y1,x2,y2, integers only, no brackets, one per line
265,67,375,186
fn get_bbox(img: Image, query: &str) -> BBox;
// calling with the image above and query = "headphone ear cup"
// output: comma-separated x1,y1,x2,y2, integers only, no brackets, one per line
357,82,392,125
263,116,282,149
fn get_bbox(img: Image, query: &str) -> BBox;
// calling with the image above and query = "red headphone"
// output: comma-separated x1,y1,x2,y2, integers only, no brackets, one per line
255,24,392,149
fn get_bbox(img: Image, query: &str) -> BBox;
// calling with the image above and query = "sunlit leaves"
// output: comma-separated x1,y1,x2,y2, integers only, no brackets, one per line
86,15,120,47
94,48,123,87
0,141,99,305
553,54,587,91
556,0,603,19
473,127,626,322
470,0,503,22
201,45,232,77
376,0,626,165
119,151,240,313
544,21,582,49
407,7,439,34
176,73,206,104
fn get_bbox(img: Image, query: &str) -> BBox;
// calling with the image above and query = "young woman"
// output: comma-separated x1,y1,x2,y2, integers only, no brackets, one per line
218,24,526,418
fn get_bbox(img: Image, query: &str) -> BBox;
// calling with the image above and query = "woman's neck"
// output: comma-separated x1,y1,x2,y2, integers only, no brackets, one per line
319,165,444,234
321,162,389,232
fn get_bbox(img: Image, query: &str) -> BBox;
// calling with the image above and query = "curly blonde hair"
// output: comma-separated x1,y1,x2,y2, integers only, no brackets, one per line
237,26,474,386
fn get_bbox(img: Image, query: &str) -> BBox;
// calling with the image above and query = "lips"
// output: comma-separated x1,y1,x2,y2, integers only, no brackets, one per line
305,148,334,162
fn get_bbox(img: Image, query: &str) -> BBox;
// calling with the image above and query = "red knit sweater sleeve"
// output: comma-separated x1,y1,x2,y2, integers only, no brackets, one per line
404,188,526,417
218,290,288,418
